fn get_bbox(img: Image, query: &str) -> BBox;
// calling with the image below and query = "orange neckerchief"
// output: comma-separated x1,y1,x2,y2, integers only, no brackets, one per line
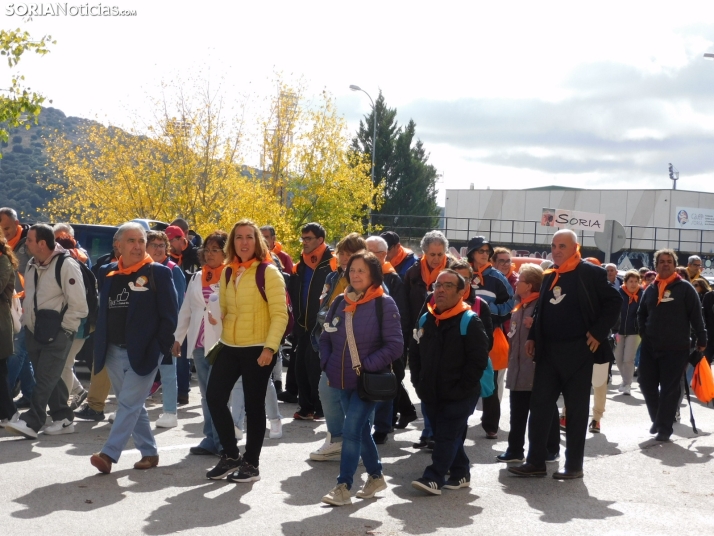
390,245,411,268
228,257,259,281
543,246,582,290
420,254,447,288
621,285,640,304
106,253,153,277
473,262,492,285
272,242,284,254
7,224,24,251
302,242,328,271
202,264,226,287
427,299,471,326
382,262,396,274
512,292,540,313
654,273,680,305
170,241,189,267
343,285,384,313
505,263,516,280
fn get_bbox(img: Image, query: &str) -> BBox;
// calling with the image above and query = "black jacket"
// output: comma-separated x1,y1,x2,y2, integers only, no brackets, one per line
92,252,117,278
403,258,454,333
171,242,201,285
288,247,334,333
409,309,489,404
616,287,642,336
465,290,494,350
384,271,410,353
528,260,622,364
702,291,714,361
637,277,706,351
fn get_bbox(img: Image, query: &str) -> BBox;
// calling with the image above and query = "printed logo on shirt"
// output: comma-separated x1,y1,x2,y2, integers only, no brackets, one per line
660,290,674,302
471,276,481,289
319,284,329,301
109,289,130,309
549,286,566,305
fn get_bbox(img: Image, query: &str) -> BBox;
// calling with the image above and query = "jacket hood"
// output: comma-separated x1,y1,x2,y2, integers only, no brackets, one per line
28,243,67,268
466,236,493,260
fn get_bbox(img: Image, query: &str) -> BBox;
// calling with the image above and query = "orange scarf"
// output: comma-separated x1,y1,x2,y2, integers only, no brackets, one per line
512,292,539,313
7,224,23,251
621,285,639,304
427,299,471,326
473,262,492,285
654,273,679,305
302,242,328,271
201,264,226,287
272,242,284,254
382,262,396,274
170,241,189,267
390,245,411,268
420,254,447,289
343,285,384,313
228,257,260,281
106,253,153,277
543,246,582,290
505,263,516,280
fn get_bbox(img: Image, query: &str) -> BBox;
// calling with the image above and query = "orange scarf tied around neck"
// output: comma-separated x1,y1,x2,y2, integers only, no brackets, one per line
543,246,582,290
106,253,153,277
202,264,226,287
7,224,23,251
302,242,328,271
654,273,680,305
343,285,384,313
512,292,540,313
474,262,492,285
390,245,412,268
170,241,189,267
427,299,471,326
621,285,639,304
272,242,284,254
382,262,396,275
420,254,448,289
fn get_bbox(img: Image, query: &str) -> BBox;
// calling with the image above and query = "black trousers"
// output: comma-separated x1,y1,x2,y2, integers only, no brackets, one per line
527,338,593,471
284,341,298,395
481,370,501,434
508,390,560,458
0,359,17,420
206,345,275,465
294,330,322,415
638,338,689,437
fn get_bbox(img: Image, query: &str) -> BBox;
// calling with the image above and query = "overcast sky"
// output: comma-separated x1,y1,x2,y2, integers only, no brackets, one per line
5,1,714,204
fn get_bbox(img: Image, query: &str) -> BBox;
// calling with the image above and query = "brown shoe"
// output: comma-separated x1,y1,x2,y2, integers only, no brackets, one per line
91,452,113,474
134,455,159,470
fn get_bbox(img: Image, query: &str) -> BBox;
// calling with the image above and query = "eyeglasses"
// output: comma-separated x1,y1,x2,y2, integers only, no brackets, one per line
147,242,166,249
495,258,511,265
433,282,457,290
475,248,490,255
204,248,223,254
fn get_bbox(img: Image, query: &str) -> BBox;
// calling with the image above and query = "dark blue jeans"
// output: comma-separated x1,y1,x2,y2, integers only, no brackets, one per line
337,388,381,489
176,339,190,396
373,399,394,434
6,328,34,398
422,395,479,486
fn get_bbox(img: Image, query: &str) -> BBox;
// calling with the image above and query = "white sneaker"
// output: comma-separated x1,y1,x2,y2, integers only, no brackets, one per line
234,426,243,440
269,418,282,439
43,418,76,435
0,411,20,428
622,384,631,396
322,483,351,506
107,412,116,423
617,383,625,393
156,413,178,428
5,419,38,439
310,435,342,461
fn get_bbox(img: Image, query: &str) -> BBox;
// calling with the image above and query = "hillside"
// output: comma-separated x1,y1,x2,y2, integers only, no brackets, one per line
0,107,97,219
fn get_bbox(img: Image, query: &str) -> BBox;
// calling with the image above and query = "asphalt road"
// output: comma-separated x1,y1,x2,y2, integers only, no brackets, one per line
1,369,714,535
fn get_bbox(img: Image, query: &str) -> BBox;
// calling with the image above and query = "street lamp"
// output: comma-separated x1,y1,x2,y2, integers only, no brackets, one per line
350,84,377,195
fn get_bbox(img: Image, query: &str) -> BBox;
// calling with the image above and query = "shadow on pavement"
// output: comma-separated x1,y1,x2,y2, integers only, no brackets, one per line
280,465,345,506
497,468,623,523
0,437,41,464
638,437,714,467
282,511,383,536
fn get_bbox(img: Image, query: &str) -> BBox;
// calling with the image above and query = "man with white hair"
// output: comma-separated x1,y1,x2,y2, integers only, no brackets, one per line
89,222,178,474
508,229,621,479
687,255,703,282
605,264,620,288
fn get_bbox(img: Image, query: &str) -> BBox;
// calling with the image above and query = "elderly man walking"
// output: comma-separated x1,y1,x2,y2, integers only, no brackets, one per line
637,249,706,442
508,229,621,479
89,223,178,474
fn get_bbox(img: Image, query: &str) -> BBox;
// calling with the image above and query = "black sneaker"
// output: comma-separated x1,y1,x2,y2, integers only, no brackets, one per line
206,454,242,480
412,438,430,449
277,391,298,403
411,477,442,495
427,439,435,450
227,461,261,483
443,475,470,489
394,412,418,429
74,402,105,421
496,452,525,463
15,396,31,409
372,432,389,445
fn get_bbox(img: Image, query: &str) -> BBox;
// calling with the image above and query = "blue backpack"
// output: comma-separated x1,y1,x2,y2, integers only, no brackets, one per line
418,309,495,398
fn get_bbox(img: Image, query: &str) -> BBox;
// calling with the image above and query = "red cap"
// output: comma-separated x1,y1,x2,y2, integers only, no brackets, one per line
165,225,185,240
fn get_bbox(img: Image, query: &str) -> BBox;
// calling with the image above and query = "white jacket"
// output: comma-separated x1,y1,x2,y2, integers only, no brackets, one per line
174,271,222,356
23,245,88,333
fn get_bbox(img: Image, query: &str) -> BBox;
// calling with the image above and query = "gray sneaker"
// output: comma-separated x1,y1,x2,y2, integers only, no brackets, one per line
322,483,352,506
356,474,387,499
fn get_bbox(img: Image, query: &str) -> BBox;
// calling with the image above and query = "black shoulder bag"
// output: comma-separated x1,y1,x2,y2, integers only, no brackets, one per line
33,265,68,344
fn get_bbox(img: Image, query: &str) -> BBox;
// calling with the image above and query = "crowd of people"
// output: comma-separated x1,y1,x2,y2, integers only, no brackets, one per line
0,205,712,505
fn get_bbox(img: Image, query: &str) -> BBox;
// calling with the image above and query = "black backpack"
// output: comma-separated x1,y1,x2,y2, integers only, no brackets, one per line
55,253,99,335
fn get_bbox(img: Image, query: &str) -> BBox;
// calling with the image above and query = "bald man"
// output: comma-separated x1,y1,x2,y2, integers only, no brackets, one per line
508,230,621,480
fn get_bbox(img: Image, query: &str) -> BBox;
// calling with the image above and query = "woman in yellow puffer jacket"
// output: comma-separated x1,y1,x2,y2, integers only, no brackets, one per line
205,219,288,483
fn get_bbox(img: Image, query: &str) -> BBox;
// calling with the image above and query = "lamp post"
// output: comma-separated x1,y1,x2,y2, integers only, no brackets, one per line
350,85,377,216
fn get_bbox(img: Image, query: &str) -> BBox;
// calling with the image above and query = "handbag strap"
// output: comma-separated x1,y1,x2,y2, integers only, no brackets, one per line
345,311,362,375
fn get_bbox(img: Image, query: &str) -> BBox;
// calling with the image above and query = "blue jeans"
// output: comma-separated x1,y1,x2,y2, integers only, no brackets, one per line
101,344,158,462
420,402,434,440
6,329,34,398
192,347,221,454
231,375,282,430
159,357,177,414
176,339,190,396
374,400,394,434
318,371,343,441
337,388,381,489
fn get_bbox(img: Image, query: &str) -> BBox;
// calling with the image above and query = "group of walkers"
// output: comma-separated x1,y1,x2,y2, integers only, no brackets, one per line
0,205,712,505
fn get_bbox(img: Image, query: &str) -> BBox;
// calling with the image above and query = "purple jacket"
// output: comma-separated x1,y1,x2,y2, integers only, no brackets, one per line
319,294,403,390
